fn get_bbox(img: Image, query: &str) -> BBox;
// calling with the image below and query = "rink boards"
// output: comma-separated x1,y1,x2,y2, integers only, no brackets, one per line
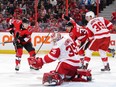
0,32,116,56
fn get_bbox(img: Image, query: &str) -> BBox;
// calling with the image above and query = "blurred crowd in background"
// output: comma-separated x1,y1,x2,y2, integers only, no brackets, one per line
0,0,115,32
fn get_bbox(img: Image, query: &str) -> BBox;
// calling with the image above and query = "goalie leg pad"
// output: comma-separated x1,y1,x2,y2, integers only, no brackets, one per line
71,69,92,82
42,72,63,86
77,69,92,81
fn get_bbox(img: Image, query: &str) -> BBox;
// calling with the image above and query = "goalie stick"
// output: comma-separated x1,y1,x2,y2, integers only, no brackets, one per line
35,31,51,56
34,25,55,56
34,24,61,56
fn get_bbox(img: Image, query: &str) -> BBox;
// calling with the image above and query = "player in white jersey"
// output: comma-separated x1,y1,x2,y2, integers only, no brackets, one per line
28,32,92,86
83,11,114,71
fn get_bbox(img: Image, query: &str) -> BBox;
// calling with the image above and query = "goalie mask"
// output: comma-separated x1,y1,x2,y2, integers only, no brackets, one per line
51,31,62,45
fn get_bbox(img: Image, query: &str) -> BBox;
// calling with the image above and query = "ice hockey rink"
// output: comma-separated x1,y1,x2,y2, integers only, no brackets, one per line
0,54,116,87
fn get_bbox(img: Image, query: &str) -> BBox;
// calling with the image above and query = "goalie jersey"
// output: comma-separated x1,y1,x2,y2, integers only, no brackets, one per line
42,35,81,67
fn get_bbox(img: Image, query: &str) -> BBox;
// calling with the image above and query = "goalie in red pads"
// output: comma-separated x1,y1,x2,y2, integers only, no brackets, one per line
28,32,92,86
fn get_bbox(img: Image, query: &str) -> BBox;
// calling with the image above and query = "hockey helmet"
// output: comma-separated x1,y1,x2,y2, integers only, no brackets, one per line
85,11,95,18
65,21,73,27
51,31,62,45
22,17,29,24
65,22,73,32
22,17,29,29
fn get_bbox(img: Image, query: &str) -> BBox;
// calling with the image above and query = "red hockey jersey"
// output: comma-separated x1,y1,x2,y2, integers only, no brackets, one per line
19,26,34,44
69,18,90,42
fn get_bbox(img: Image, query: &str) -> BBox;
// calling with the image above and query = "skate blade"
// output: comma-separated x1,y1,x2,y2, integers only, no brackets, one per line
43,82,57,86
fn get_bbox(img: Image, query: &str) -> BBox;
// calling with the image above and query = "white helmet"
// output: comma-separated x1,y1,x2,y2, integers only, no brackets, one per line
85,11,95,18
51,31,62,45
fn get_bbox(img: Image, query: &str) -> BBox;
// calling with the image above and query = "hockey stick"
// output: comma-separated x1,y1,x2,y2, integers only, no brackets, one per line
35,32,51,55
35,27,53,56
0,41,13,44
77,39,89,52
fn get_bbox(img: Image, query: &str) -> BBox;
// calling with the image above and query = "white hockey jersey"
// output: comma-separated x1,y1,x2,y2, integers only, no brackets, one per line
42,35,81,67
86,17,113,39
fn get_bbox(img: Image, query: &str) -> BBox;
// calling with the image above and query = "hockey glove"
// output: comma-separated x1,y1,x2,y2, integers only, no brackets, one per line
13,32,21,45
13,38,21,46
62,14,70,21
7,28,14,34
28,57,44,69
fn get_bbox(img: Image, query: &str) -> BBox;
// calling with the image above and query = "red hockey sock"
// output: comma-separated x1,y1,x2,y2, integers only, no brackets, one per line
101,57,108,66
15,57,21,66
29,50,36,57
84,57,91,63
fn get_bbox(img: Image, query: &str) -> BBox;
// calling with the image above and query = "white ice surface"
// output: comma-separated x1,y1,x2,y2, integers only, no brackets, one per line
0,54,116,87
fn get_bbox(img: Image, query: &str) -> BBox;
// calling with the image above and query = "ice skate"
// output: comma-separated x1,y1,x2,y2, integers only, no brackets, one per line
101,63,110,71
111,49,115,58
15,58,21,71
30,66,34,69
30,66,39,70
15,65,20,71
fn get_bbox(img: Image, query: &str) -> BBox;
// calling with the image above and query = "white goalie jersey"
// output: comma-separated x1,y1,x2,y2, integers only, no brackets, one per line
42,35,81,67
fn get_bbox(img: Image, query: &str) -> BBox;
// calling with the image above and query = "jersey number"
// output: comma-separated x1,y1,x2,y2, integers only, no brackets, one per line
66,43,78,57
92,21,106,32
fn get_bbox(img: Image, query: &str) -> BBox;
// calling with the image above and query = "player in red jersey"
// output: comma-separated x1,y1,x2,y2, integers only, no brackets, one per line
62,14,92,66
8,18,36,71
8,15,22,36
83,11,114,71
28,32,92,86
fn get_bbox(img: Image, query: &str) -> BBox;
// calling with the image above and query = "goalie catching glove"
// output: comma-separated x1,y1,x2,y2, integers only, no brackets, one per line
28,57,44,70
